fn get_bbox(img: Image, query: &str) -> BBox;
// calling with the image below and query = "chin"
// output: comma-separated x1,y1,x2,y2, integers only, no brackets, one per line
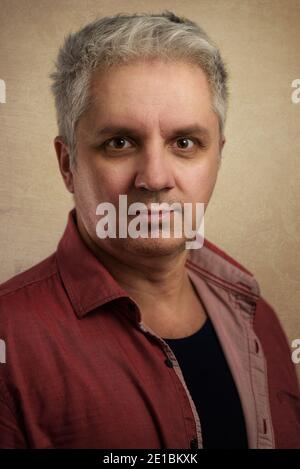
114,236,187,258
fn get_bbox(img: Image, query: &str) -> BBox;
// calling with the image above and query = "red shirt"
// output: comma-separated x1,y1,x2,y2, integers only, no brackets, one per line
0,208,299,448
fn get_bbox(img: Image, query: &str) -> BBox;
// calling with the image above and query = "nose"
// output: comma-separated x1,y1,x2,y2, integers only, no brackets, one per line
134,145,175,193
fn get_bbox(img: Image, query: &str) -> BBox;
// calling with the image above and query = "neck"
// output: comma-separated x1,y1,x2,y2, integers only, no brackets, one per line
75,209,208,338
76,211,193,316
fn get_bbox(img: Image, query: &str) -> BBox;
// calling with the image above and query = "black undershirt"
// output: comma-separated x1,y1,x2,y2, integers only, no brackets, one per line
163,317,248,449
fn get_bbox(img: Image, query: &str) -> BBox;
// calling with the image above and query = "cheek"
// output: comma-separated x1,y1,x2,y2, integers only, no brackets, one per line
77,160,133,204
180,157,219,204
99,169,134,205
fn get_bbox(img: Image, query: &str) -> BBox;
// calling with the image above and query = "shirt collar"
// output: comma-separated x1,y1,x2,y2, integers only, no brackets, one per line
56,208,260,318
187,239,261,301
56,208,130,318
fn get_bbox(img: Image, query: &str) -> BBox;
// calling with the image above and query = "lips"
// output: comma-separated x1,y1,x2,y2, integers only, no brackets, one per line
136,208,175,223
145,208,174,215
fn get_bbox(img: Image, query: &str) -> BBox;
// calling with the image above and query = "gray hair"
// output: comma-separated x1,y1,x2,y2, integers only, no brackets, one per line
50,11,229,166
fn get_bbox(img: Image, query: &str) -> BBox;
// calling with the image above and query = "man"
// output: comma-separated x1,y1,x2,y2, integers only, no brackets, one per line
0,11,299,449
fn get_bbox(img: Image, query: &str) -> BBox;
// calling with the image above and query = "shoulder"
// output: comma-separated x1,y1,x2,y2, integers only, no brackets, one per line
0,253,58,324
0,254,57,298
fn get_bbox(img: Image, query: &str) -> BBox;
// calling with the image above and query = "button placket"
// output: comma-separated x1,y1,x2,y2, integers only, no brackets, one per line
137,320,203,448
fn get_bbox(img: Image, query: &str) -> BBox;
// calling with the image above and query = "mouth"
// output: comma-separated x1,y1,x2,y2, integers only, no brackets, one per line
136,208,176,223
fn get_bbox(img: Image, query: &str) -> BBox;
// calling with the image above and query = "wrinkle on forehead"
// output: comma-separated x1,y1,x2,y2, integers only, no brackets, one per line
80,60,218,140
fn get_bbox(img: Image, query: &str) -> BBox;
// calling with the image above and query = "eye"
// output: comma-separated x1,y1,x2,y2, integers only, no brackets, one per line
105,137,132,150
175,137,197,150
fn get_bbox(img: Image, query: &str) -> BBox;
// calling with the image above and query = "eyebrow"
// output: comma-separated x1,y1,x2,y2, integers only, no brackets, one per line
93,124,211,140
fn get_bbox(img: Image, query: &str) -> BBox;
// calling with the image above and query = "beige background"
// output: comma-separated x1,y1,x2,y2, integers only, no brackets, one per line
0,0,299,382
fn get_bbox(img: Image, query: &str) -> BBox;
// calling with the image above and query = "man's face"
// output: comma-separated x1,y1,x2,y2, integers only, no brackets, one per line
71,59,224,258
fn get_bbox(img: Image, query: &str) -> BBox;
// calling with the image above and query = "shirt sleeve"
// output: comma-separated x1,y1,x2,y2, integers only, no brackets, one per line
254,295,300,448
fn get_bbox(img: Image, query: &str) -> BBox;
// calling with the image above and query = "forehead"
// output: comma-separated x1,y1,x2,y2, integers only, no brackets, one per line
83,60,217,134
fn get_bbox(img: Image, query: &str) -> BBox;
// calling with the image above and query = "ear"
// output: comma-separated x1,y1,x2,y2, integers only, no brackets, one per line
54,136,74,194
218,135,226,167
220,135,226,152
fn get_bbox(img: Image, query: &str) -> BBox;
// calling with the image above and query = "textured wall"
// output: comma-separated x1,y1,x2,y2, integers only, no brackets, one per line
0,0,299,382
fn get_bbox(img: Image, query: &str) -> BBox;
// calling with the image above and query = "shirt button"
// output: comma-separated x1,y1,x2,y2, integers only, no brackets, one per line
164,357,173,368
190,438,198,449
